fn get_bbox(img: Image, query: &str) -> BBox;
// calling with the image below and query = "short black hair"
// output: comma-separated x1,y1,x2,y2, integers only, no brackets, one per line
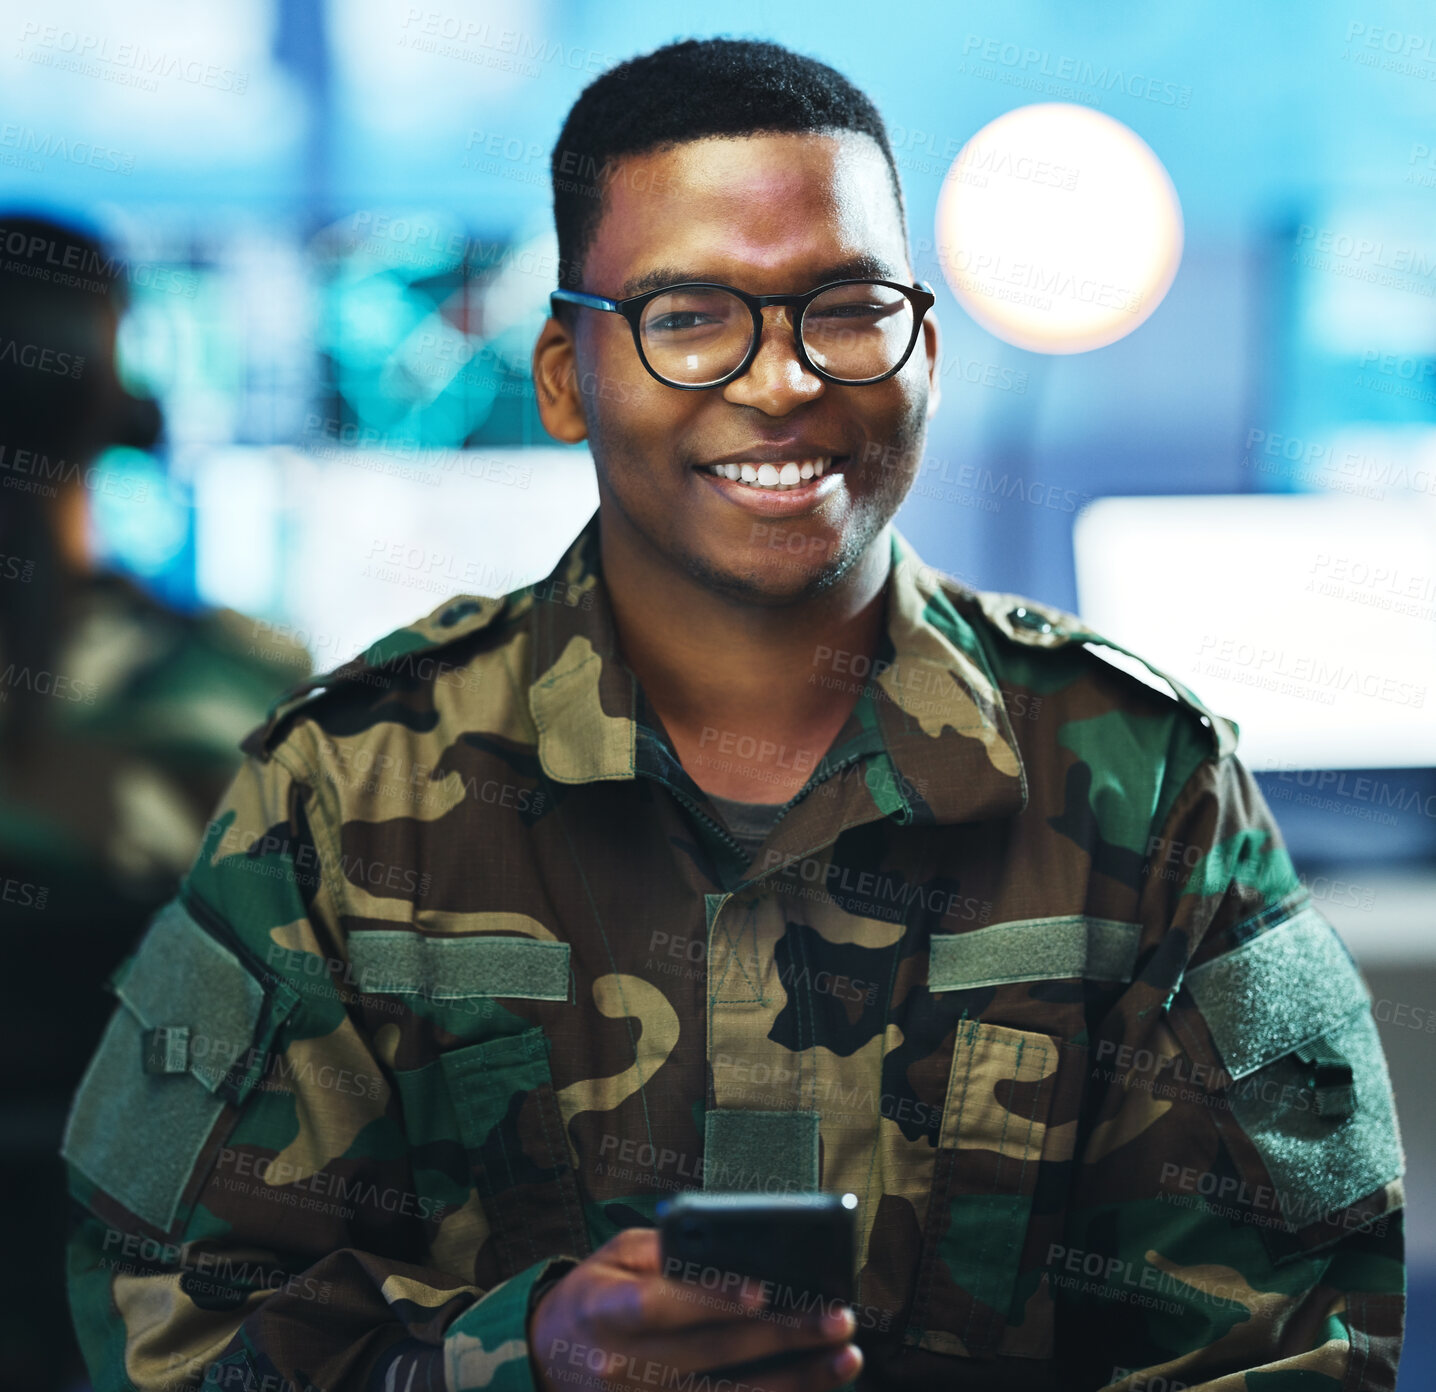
0,213,161,455
549,36,907,310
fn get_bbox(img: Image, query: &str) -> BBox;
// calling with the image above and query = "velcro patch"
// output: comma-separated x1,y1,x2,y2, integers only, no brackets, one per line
1186,904,1369,1081
348,932,571,1001
929,915,1143,991
703,1110,820,1192
1228,1010,1403,1226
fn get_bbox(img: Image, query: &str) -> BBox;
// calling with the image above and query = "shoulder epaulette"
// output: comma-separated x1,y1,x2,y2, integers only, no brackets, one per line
241,593,509,757
968,589,1239,760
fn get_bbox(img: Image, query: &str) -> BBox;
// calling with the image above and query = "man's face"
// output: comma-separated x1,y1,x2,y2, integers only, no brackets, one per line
539,130,940,605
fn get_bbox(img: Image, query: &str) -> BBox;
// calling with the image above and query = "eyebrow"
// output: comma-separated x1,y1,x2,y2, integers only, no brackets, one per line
616,253,902,299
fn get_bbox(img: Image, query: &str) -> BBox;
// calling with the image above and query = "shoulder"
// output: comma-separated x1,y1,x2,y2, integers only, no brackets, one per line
239,590,522,764
939,574,1239,764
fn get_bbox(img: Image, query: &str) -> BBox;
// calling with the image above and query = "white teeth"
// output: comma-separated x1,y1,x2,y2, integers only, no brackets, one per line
703,456,836,489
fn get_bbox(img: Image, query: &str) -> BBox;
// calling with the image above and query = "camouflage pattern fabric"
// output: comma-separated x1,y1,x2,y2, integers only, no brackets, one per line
4,570,313,895
0,572,311,1392
62,507,1405,1391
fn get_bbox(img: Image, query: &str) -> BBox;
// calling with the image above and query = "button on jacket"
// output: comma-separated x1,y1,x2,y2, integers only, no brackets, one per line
62,507,1405,1391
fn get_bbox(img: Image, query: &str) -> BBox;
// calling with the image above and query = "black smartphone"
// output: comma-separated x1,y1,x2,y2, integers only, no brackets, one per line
656,1191,857,1380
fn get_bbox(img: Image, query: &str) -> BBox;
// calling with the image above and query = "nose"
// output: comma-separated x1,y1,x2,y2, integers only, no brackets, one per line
720,304,825,414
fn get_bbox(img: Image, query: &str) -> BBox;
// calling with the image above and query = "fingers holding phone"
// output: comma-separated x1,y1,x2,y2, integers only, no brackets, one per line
527,1226,863,1391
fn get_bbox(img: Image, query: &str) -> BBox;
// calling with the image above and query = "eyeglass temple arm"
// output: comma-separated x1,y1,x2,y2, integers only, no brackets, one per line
550,288,620,313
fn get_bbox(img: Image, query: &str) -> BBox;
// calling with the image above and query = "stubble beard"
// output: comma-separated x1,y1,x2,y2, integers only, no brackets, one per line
585,389,927,611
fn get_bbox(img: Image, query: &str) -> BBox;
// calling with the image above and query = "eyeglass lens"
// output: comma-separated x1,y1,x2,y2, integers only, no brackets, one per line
637,283,916,386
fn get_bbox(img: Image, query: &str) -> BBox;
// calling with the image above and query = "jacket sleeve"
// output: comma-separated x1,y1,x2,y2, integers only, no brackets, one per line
1066,743,1405,1392
61,743,577,1392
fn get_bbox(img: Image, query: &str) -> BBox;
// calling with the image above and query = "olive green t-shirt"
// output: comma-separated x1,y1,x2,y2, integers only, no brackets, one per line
704,789,789,857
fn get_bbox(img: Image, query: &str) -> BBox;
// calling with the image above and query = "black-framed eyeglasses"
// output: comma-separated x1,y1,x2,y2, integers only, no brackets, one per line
549,278,937,389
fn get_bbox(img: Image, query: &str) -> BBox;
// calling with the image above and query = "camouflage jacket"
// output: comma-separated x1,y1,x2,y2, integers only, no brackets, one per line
62,507,1405,1392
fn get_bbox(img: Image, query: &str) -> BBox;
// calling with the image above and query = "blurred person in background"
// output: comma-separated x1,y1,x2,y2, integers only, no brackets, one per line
0,214,308,1391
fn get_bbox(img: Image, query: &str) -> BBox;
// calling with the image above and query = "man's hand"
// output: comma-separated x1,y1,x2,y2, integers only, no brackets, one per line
527,1228,863,1391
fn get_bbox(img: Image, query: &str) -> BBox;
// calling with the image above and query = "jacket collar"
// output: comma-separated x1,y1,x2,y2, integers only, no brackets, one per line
525,509,1027,835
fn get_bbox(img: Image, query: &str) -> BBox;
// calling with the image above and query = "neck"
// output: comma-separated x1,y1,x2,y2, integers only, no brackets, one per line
597,503,890,799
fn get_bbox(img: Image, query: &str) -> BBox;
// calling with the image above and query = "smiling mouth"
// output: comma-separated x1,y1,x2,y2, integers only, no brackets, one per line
694,457,842,491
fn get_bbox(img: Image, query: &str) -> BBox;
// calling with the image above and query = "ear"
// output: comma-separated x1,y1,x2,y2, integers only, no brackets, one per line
532,314,588,444
921,310,941,421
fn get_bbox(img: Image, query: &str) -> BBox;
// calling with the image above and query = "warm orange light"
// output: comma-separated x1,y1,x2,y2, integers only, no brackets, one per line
935,103,1184,354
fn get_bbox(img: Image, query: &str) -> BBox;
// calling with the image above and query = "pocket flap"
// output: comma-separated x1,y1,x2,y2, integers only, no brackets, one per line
349,932,570,1001
62,897,292,1233
1227,1011,1404,1227
113,898,296,1099
1185,903,1369,1081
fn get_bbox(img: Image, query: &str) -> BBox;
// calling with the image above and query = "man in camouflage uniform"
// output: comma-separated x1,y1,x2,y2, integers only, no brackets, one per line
63,37,1404,1392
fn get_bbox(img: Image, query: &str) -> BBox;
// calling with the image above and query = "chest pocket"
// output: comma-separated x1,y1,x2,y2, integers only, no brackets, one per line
905,1019,1084,1359
441,1026,591,1281
368,933,591,1284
